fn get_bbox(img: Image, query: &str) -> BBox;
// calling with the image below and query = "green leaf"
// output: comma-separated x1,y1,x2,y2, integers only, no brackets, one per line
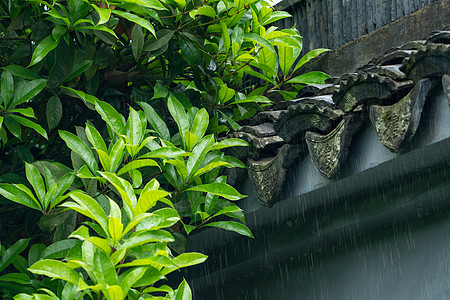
98,172,136,218
0,183,41,211
139,147,190,159
244,32,276,55
109,138,126,172
185,183,245,201
262,11,291,26
218,84,235,104
25,163,46,204
95,100,126,135
119,0,167,10
293,48,330,72
10,115,48,139
192,161,232,179
231,27,244,58
92,5,111,24
29,36,60,67
117,230,174,251
175,279,192,300
131,267,165,287
85,124,107,153
229,95,272,105
9,107,36,118
112,10,155,36
61,87,98,110
1,69,13,106
59,130,98,172
28,260,89,289
41,239,80,259
10,79,47,109
186,135,215,178
138,102,170,140
93,247,118,285
3,65,39,80
205,221,253,237
0,238,30,273
278,45,294,77
168,95,189,142
46,96,62,131
134,190,170,216
63,191,109,236
179,38,201,66
0,273,30,284
190,108,208,140
285,71,331,85
195,6,216,18
131,25,144,62
117,159,159,176
220,21,230,54
120,267,147,296
106,285,123,300
143,29,174,52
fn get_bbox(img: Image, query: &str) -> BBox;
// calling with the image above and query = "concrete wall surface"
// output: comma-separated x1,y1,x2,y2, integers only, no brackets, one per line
276,0,441,53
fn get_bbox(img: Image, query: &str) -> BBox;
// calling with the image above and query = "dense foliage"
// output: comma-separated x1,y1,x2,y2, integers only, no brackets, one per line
0,0,329,298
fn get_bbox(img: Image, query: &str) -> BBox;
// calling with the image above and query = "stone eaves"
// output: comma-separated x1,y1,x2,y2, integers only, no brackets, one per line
229,30,450,207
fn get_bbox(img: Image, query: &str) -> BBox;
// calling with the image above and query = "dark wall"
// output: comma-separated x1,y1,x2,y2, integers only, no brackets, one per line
276,0,441,52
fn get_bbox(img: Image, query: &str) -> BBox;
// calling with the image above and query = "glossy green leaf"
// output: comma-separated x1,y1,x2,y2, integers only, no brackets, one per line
61,87,98,110
46,96,62,131
168,95,189,141
95,100,126,135
117,230,174,251
195,6,215,18
92,5,111,24
293,48,330,72
112,10,155,36
190,108,208,140
185,183,245,201
285,71,331,85
192,161,232,179
134,190,170,216
25,163,46,204
59,130,98,172
179,38,201,66
138,102,170,140
29,36,60,67
0,238,30,273
0,183,41,211
117,159,159,176
98,172,136,217
143,29,174,52
1,69,13,106
109,138,126,172
10,115,47,139
0,273,30,284
278,45,294,77
3,65,39,80
120,267,148,296
106,285,123,300
41,239,80,259
63,191,109,235
244,32,276,55
10,79,47,109
85,124,107,153
28,260,89,289
119,0,167,10
9,107,36,119
220,21,230,54
139,147,190,159
262,10,292,25
131,25,144,62
175,279,192,300
205,221,253,237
